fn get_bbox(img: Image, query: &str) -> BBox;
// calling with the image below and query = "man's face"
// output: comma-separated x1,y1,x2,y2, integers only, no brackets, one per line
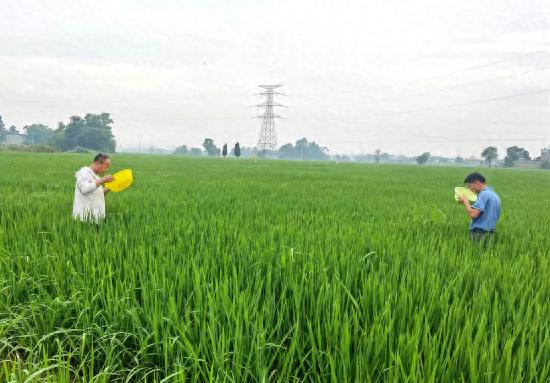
466,181,483,194
97,159,111,174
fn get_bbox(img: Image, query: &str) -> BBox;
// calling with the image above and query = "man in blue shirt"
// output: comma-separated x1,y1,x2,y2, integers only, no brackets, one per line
458,172,501,242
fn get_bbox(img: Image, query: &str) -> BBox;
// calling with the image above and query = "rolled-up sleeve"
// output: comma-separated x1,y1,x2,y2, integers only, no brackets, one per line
472,192,487,212
77,173,98,194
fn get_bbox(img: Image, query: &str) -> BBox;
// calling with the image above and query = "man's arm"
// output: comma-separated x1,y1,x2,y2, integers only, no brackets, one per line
78,176,99,194
458,196,482,218
78,175,113,194
95,175,114,187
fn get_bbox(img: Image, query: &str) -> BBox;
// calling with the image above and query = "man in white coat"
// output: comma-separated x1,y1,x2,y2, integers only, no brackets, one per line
72,153,114,223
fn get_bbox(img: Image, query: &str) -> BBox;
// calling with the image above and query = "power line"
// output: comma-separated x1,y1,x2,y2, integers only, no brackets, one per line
0,100,255,109
5,51,548,114
317,138,548,144
304,66,550,109
290,88,550,125
385,88,550,116
287,49,549,107
335,49,549,95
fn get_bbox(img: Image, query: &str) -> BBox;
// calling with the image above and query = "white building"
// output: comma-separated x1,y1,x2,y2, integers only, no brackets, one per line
5,133,26,146
542,147,550,162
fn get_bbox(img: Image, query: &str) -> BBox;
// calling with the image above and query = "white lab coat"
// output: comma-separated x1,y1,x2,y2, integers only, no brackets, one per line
72,166,105,222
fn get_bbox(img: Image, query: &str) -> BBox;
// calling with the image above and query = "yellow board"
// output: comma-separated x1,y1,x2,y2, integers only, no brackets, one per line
104,169,133,192
454,186,477,203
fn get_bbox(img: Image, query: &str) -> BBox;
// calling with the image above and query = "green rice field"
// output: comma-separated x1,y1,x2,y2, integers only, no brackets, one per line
1,151,549,382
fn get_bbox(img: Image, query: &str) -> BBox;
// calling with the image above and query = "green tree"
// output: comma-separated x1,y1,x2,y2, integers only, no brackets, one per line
0,115,6,142
504,146,530,167
305,141,329,160
24,124,54,145
374,148,381,163
278,143,296,159
53,113,116,152
234,142,241,157
190,147,203,156
416,152,431,165
296,138,308,160
55,121,65,133
481,146,498,167
174,145,189,155
222,143,228,157
7,125,19,134
202,138,220,156
278,138,328,160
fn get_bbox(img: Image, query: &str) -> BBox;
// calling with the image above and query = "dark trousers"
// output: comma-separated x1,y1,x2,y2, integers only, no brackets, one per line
469,228,495,247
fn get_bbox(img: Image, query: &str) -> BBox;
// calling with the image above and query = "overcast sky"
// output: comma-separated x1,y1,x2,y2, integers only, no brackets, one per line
1,0,549,157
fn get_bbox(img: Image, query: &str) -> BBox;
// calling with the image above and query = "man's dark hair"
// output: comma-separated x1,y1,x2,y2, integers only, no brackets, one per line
464,172,486,184
93,153,110,164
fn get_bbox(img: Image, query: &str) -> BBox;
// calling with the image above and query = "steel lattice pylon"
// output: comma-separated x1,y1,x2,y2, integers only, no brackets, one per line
256,85,285,151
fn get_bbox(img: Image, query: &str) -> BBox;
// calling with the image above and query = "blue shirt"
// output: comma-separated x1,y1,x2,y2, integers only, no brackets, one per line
470,186,501,231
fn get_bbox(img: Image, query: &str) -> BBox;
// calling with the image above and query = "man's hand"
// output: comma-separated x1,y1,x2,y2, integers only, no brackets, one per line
459,196,481,218
458,195,470,205
96,175,114,187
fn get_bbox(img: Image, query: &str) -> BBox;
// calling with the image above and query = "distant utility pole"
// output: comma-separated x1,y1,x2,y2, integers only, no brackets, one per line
255,85,286,151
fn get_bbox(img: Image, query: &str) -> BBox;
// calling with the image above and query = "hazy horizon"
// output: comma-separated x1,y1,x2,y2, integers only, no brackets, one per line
1,0,549,157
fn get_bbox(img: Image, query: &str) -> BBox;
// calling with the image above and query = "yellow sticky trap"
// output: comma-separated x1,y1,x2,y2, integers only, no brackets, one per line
105,169,133,192
454,186,477,203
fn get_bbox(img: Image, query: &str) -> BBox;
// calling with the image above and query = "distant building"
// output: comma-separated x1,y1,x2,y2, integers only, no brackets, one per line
5,133,26,146
515,159,539,169
542,147,550,162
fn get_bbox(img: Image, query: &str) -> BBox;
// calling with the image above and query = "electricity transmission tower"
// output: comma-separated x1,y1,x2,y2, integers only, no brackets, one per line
255,85,285,151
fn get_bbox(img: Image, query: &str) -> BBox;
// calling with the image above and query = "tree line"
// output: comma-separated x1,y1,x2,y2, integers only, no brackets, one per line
174,137,329,160
478,145,534,167
2,113,544,168
0,113,116,153
415,145,541,168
